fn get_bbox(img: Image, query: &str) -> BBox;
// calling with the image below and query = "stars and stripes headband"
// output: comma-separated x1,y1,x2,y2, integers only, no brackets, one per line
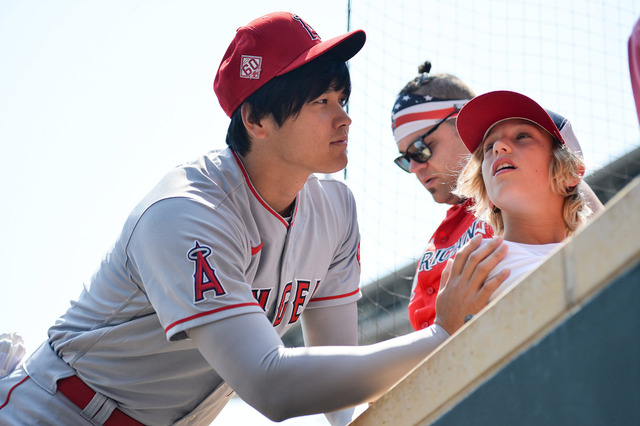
391,94,470,142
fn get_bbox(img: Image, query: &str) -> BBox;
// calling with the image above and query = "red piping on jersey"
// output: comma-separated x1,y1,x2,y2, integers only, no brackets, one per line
165,302,262,334
251,242,263,255
310,288,360,302
0,375,30,409
232,150,290,228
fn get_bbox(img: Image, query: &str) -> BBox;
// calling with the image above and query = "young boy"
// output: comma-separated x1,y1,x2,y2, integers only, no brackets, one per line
454,90,591,300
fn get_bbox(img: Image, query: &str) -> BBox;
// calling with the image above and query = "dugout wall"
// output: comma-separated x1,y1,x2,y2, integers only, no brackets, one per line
351,176,640,425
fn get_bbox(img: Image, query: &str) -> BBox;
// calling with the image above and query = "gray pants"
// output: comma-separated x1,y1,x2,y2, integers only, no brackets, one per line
1,341,235,425
0,342,113,425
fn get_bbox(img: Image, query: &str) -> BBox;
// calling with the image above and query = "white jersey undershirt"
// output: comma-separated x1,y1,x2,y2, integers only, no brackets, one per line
482,239,562,301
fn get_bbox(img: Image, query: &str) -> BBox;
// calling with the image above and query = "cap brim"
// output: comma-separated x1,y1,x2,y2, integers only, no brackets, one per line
456,90,565,153
277,29,366,76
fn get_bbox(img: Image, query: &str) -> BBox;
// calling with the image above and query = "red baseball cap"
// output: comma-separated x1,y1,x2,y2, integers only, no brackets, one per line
214,12,366,117
456,90,566,153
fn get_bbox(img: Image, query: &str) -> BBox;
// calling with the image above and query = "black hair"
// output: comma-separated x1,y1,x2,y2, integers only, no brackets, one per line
226,53,351,156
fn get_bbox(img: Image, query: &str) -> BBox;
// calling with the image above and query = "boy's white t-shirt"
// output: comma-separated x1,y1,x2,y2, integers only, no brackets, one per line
483,239,562,301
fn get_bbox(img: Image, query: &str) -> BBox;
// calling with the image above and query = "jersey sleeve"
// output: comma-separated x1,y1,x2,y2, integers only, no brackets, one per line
305,181,361,309
127,197,264,341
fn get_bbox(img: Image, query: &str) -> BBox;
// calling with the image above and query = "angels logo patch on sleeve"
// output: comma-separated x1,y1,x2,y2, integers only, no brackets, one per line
187,241,226,302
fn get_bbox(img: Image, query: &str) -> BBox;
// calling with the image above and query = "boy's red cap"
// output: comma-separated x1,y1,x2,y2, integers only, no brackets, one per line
214,12,366,117
456,90,566,153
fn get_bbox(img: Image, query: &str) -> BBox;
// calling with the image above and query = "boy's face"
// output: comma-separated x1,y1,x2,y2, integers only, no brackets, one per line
480,119,562,215
265,88,351,176
396,120,468,205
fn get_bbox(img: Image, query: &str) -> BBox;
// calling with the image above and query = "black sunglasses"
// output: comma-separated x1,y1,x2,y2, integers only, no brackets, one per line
393,107,461,173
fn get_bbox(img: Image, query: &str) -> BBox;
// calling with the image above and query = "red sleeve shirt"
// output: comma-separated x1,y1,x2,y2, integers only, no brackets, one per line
408,199,494,330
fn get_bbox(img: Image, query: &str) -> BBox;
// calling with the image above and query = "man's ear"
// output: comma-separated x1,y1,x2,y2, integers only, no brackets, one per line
241,104,267,139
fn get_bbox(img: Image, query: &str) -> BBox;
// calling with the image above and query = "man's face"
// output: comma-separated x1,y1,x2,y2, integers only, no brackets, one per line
265,88,352,177
396,120,469,205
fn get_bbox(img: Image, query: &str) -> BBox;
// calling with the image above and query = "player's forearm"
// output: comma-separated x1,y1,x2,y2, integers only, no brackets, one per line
258,326,448,420
190,313,448,422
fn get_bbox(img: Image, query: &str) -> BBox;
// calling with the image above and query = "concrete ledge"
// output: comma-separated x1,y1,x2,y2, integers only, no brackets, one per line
351,176,640,425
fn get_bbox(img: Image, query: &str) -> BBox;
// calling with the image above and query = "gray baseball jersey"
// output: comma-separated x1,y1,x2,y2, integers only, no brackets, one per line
9,148,361,424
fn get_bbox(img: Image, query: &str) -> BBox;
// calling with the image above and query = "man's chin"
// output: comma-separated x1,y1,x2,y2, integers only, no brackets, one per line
429,189,461,205
322,159,348,175
426,187,440,201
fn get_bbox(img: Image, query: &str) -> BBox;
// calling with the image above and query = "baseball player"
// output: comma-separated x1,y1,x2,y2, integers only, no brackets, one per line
0,12,507,425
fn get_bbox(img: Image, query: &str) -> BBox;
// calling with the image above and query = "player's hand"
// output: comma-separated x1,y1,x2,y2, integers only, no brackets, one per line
434,235,509,335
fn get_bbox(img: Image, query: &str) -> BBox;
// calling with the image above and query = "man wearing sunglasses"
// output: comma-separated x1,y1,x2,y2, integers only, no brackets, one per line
391,62,497,331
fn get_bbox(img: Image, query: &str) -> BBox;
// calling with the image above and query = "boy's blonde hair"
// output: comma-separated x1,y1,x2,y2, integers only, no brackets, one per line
455,136,591,236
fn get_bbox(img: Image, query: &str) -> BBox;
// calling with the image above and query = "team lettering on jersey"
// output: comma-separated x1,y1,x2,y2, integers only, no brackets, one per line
418,220,490,272
254,279,320,326
188,241,226,302
187,239,322,326
252,289,272,310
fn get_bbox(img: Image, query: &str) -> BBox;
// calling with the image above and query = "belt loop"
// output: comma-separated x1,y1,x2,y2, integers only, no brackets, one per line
83,392,108,419
57,375,144,425
92,398,117,425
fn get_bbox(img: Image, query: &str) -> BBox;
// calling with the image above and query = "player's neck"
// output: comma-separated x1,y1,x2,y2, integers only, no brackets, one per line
239,152,307,217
